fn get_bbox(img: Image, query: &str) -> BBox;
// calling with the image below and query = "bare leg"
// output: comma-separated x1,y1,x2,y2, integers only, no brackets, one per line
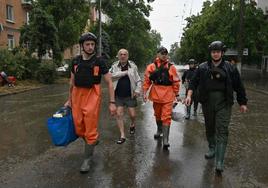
128,107,136,127
116,106,125,139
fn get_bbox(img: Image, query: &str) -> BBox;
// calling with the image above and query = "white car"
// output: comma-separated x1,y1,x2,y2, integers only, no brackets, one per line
56,67,66,72
175,64,189,72
56,64,69,72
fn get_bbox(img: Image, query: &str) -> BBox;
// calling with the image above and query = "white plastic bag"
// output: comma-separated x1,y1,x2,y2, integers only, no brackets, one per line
171,102,186,122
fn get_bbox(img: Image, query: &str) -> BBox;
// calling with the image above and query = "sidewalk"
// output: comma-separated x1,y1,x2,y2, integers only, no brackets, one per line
0,78,69,97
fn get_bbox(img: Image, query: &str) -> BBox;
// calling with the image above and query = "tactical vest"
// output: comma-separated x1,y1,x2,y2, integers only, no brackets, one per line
73,55,101,88
206,66,227,91
149,62,172,86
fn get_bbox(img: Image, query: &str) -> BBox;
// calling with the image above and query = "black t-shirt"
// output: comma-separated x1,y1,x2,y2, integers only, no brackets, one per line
182,68,196,83
71,55,109,75
115,63,131,98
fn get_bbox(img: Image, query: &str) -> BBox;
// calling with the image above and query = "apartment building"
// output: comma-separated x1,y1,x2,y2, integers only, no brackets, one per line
0,0,32,50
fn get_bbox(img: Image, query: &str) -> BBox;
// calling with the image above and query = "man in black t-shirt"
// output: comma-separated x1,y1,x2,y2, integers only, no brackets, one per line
110,49,142,144
65,32,116,174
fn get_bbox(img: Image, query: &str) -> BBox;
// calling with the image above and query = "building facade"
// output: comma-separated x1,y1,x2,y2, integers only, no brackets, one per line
0,0,31,50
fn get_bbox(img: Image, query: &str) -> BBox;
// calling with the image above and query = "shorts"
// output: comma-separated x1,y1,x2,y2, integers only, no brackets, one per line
115,96,137,108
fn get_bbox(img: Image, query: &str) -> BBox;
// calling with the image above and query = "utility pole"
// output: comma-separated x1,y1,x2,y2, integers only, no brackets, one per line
90,0,102,56
98,0,102,57
237,0,245,75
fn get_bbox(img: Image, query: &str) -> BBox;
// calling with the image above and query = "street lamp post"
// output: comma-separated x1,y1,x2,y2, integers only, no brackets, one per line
98,0,102,57
237,0,245,75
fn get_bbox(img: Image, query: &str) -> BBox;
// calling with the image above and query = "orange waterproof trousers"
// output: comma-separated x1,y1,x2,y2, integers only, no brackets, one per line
72,85,101,144
153,101,173,126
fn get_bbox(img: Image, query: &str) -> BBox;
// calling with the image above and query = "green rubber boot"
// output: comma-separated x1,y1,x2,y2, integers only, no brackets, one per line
154,121,163,139
204,137,215,159
162,125,170,149
185,106,191,120
215,143,227,175
80,144,95,173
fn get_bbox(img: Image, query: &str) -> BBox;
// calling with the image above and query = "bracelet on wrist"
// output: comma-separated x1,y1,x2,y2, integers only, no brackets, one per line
109,101,116,104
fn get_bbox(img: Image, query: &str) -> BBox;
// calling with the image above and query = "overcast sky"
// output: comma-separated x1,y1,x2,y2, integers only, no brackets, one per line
148,0,205,50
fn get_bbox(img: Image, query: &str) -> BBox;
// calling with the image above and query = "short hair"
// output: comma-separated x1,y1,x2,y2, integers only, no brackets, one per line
117,49,129,56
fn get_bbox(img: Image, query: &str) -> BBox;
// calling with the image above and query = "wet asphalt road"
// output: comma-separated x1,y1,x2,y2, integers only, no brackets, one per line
0,83,267,188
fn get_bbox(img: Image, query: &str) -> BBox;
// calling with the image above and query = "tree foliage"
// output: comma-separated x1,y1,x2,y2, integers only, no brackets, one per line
99,0,162,66
174,0,268,65
20,5,59,61
38,0,90,51
20,0,90,62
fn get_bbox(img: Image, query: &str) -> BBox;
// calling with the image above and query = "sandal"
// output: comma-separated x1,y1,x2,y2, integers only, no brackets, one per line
116,137,126,144
129,126,135,134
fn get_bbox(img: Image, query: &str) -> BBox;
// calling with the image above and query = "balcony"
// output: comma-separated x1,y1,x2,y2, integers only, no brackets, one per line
21,0,32,9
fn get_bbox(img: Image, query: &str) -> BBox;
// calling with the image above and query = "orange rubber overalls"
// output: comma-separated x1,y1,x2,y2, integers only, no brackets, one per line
143,58,180,125
72,62,103,145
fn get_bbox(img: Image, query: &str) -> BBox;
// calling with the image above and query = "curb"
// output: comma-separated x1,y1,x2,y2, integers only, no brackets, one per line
0,86,43,97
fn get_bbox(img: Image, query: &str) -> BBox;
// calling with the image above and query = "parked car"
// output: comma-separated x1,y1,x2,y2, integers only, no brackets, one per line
56,64,69,72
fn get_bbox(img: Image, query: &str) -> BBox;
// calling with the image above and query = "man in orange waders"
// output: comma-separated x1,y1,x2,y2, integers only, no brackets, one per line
65,32,116,173
143,47,180,149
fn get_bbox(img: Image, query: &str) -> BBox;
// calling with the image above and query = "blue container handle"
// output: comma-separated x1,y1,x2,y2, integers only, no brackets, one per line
55,106,72,116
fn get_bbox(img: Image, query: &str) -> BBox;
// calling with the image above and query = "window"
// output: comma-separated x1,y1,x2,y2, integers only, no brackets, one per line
26,12,30,25
6,5,14,22
8,35,15,50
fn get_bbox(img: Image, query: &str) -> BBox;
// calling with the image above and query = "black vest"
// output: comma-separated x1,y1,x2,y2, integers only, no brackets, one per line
149,62,172,86
73,55,101,88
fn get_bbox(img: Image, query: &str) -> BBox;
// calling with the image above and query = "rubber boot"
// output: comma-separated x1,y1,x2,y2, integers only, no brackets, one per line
193,101,198,116
162,125,170,149
154,121,163,139
185,105,191,120
215,143,227,175
80,144,95,173
205,137,215,159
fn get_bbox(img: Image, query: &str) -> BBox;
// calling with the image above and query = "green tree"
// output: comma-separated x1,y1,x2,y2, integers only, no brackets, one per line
20,6,59,61
100,0,161,66
20,0,90,62
177,0,268,65
169,42,179,63
38,0,90,52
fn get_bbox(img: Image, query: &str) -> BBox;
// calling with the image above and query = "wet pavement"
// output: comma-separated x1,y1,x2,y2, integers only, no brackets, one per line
0,83,268,188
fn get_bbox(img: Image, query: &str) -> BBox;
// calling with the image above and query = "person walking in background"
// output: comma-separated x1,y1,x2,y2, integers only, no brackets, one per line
65,32,116,173
181,59,198,119
143,47,180,150
110,49,142,144
185,41,248,175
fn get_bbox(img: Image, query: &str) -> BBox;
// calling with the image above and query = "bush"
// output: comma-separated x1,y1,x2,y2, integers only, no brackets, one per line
23,57,41,79
0,48,40,80
36,60,57,84
0,49,16,75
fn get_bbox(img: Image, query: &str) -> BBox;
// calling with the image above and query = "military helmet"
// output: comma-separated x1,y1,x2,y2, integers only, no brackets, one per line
79,32,97,45
157,46,168,54
208,41,226,52
188,59,196,64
